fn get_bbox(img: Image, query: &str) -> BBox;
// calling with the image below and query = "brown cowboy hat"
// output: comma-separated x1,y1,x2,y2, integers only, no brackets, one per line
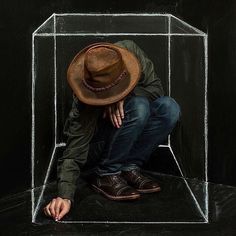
67,42,141,106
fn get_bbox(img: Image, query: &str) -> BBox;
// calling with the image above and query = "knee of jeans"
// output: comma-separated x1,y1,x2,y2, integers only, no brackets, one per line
157,96,181,126
126,96,150,126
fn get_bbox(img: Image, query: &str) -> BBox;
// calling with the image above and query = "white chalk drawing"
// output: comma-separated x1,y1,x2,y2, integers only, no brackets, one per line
32,13,208,224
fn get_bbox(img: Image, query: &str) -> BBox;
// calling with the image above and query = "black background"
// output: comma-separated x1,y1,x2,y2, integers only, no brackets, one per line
0,0,236,199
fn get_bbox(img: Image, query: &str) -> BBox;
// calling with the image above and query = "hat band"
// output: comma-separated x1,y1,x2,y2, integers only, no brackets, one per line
82,70,128,92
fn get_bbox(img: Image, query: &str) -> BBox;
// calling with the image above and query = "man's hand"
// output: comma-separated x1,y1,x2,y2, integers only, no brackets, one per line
43,197,71,221
103,99,125,128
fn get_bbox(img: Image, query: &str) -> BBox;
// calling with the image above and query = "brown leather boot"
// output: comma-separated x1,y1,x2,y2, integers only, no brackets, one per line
88,174,141,201
121,169,161,193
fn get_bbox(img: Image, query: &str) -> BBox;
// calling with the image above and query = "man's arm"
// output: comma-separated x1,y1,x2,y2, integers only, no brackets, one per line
115,40,165,101
57,97,98,202
44,95,101,220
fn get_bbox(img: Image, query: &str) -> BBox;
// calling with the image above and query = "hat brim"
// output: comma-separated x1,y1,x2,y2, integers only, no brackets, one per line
67,42,141,106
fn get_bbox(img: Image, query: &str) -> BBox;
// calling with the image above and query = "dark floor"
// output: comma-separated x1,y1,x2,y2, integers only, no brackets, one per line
1,173,236,235
35,172,206,224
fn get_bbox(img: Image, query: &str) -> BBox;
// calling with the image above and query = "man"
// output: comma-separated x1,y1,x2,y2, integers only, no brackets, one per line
44,40,181,221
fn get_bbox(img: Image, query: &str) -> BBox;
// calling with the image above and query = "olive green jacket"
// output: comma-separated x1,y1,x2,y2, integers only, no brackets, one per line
57,40,164,202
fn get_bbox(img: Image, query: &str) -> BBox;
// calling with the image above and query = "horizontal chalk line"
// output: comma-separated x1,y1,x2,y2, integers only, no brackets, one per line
58,220,207,224
34,33,206,37
55,13,171,17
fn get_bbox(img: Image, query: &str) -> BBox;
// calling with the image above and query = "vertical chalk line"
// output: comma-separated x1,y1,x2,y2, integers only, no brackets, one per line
31,33,35,222
205,182,209,223
54,14,57,146
204,35,209,222
168,15,171,146
32,13,58,222
168,15,171,97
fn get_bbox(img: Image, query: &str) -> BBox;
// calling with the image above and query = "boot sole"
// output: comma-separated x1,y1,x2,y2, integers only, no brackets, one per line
91,184,141,201
137,186,161,193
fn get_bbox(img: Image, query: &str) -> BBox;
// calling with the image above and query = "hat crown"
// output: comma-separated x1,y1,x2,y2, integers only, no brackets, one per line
67,42,141,106
84,45,126,88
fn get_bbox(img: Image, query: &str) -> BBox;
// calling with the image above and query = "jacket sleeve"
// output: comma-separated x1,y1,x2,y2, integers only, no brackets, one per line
57,95,100,202
115,40,165,101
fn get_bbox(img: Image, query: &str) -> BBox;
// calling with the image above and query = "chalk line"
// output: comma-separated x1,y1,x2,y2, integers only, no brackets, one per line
58,220,207,224
31,33,35,220
204,35,209,221
32,145,57,222
55,13,170,17
33,13,54,35
171,15,205,35
169,146,207,221
34,33,204,37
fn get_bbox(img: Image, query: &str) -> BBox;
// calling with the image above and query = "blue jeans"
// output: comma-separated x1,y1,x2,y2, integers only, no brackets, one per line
85,95,181,176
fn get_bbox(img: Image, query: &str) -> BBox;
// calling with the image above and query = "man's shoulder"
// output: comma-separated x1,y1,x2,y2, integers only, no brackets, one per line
114,40,138,51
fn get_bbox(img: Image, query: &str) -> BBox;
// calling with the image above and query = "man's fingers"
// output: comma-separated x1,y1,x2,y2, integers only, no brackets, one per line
118,100,125,119
55,199,63,219
115,107,122,127
58,203,70,221
43,198,71,221
112,113,120,128
111,106,120,128
108,106,115,127
116,100,125,127
108,103,124,128
49,199,56,218
44,205,52,217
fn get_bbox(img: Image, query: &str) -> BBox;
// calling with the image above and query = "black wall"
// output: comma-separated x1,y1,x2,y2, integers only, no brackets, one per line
0,0,236,199
178,0,236,186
